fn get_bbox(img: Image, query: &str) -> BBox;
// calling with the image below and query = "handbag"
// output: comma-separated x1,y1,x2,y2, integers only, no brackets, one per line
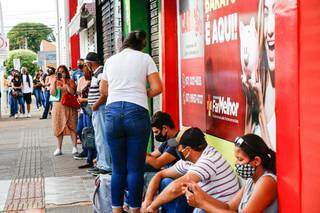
49,88,61,102
82,127,95,149
61,92,81,109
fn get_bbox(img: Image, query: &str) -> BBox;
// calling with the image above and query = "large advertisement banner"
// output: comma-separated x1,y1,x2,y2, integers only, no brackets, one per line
179,0,276,151
179,0,206,130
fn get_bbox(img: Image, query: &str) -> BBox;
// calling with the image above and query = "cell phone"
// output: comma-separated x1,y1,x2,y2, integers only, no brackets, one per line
56,72,62,79
187,186,194,193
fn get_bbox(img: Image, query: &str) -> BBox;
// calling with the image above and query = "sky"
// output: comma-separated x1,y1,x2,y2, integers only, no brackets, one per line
1,0,57,35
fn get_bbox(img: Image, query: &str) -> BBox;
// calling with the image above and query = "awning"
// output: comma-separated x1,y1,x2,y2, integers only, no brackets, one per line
68,1,96,37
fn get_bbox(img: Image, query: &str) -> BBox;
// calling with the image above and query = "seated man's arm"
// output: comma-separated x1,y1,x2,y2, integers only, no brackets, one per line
146,152,177,170
143,166,182,211
147,171,201,211
147,149,161,158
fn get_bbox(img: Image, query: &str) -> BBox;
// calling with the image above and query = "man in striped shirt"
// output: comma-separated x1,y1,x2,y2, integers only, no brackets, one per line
142,127,240,213
85,52,112,176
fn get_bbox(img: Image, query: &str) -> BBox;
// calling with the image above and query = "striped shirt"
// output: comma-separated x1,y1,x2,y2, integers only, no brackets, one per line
173,145,240,202
88,66,104,106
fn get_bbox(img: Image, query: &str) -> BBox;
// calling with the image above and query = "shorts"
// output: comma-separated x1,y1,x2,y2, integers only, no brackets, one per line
23,93,32,104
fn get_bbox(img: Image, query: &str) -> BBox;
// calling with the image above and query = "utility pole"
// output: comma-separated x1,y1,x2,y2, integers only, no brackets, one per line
0,0,4,35
0,0,3,117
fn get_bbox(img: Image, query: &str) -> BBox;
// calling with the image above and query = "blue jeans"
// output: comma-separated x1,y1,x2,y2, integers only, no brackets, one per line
105,101,150,209
92,104,112,171
34,88,45,108
160,178,194,213
13,96,25,115
77,112,96,166
9,93,15,116
42,90,51,118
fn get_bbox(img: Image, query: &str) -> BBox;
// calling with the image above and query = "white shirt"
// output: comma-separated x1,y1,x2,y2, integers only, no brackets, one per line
102,48,158,110
22,74,33,94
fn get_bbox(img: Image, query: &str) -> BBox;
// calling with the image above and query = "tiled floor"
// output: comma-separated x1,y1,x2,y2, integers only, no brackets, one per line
0,113,96,212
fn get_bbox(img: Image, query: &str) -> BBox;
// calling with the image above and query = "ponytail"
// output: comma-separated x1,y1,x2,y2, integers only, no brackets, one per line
236,134,276,174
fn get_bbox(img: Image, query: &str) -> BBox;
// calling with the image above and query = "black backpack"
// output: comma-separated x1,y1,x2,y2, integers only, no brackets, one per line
82,127,95,149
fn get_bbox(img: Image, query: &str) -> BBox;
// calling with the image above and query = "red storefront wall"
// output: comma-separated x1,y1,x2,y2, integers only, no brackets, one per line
69,0,80,69
160,0,179,128
161,0,320,212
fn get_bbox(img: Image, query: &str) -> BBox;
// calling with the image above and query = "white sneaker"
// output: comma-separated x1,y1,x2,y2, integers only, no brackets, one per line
27,113,31,118
72,147,78,155
14,114,18,119
53,149,62,156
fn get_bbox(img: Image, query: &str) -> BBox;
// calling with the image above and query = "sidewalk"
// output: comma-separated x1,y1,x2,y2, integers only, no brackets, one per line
0,110,96,212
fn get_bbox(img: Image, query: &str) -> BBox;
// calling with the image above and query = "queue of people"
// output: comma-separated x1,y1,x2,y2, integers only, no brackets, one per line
1,30,277,212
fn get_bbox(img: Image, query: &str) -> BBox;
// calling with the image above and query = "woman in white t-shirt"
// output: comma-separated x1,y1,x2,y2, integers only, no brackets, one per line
21,67,33,118
100,30,162,213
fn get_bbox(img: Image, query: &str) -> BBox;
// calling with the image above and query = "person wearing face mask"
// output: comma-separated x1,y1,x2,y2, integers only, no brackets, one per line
184,134,277,213
72,59,85,85
146,111,180,171
142,127,240,213
51,65,78,156
21,67,33,118
74,64,97,169
40,67,55,119
85,52,112,176
11,71,25,119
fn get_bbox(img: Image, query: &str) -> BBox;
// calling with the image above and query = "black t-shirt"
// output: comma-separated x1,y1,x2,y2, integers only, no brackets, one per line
157,139,179,168
12,78,22,91
33,79,42,89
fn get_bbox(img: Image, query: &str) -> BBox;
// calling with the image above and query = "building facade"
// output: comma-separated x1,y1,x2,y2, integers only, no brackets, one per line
61,1,320,212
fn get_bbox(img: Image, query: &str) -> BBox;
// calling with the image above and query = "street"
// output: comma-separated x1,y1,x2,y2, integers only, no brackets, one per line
0,111,95,212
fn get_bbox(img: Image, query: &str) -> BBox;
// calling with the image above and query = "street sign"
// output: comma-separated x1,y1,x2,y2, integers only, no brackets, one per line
0,35,9,60
13,58,20,71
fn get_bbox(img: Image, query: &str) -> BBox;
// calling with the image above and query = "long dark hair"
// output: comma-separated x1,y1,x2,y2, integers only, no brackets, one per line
236,134,276,174
121,30,147,51
57,65,70,79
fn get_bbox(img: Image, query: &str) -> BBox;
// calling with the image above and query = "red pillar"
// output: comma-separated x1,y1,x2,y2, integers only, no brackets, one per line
69,0,80,69
161,0,179,127
299,0,320,212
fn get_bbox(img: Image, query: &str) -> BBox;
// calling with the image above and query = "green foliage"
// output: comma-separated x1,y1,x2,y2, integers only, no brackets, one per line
5,49,38,76
7,22,55,52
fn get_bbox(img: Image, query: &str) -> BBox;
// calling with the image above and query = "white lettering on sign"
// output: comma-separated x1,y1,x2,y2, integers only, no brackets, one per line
184,76,202,86
205,13,238,45
184,93,204,105
212,96,239,117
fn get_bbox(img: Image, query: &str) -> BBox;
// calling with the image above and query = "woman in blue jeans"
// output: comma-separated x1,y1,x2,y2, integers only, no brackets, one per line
100,30,162,213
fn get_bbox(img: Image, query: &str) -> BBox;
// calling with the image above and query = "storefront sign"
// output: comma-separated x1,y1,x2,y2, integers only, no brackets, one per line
179,0,276,150
179,0,206,130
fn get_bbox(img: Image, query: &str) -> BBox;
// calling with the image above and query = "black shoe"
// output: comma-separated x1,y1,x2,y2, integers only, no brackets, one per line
92,169,111,176
73,152,87,160
87,167,99,173
40,117,47,120
78,164,93,169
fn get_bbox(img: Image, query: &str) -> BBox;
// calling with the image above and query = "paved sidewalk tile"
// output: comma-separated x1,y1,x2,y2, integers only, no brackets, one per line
0,180,11,212
45,176,94,207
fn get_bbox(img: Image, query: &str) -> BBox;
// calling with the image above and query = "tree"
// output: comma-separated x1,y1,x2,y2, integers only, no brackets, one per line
5,49,38,76
7,22,55,52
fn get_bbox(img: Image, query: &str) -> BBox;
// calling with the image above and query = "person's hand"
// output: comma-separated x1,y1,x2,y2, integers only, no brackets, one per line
248,78,264,112
141,200,152,213
91,104,98,112
146,204,158,213
184,182,206,209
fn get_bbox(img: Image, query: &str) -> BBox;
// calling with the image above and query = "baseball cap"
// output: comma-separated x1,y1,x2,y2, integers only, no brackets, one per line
85,52,99,62
167,127,207,148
